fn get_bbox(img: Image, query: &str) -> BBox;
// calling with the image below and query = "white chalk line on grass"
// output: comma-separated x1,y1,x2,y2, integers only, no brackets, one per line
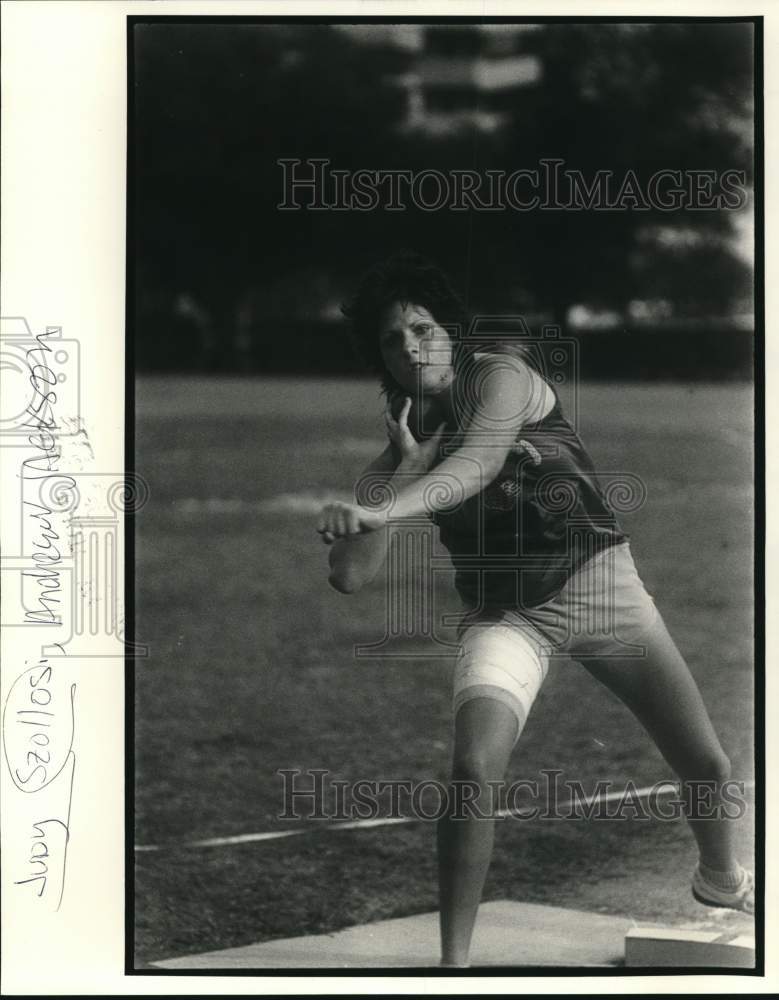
135,780,756,853
175,492,353,516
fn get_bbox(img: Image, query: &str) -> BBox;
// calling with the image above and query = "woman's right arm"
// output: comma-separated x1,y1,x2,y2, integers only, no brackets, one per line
321,396,447,593
325,444,415,594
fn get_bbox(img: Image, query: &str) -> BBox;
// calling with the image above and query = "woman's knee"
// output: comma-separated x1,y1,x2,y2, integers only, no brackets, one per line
451,746,508,787
449,696,519,787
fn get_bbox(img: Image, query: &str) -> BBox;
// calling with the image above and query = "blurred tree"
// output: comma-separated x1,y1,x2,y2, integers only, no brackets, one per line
134,23,413,341
500,21,754,324
133,21,755,372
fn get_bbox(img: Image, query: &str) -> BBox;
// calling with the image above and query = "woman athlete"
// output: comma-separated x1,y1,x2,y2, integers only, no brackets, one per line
317,251,753,968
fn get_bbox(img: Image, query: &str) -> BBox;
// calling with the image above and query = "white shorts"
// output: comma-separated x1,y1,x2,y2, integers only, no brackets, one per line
453,542,661,740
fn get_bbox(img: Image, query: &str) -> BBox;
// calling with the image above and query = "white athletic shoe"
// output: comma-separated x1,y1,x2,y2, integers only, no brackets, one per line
692,864,755,915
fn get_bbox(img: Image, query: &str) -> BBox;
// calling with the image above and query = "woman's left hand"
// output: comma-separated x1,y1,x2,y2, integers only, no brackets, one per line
317,501,388,544
385,395,446,473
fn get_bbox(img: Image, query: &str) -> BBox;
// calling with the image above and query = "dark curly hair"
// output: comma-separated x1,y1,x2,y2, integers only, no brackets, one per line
341,250,472,397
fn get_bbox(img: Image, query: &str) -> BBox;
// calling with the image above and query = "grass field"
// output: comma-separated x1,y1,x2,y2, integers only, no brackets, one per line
134,376,755,967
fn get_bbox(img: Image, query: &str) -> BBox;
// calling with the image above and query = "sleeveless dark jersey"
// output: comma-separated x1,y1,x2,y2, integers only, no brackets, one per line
432,360,628,610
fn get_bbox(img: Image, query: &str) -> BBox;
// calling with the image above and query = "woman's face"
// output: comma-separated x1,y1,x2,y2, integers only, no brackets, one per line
378,301,456,397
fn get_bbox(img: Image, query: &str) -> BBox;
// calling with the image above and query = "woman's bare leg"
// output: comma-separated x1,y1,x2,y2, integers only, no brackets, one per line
580,614,739,871
438,697,519,967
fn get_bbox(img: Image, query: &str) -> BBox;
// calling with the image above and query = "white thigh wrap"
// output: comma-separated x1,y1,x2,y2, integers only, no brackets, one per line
453,620,550,738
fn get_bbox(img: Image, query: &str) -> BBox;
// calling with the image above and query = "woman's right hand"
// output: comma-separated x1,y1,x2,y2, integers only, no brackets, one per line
317,500,387,545
384,395,446,473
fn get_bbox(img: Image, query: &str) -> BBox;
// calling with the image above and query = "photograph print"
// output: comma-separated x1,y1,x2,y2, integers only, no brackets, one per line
131,16,758,973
